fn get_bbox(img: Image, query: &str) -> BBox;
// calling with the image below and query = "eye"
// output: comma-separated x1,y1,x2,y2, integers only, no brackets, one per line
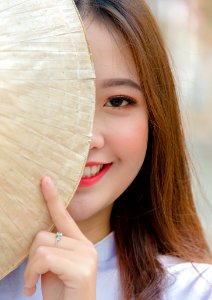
105,96,136,108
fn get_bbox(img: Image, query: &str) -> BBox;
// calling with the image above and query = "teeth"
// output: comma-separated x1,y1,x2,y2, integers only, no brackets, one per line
82,165,104,178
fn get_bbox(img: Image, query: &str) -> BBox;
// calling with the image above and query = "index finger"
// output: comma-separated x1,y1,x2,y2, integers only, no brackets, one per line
41,176,89,243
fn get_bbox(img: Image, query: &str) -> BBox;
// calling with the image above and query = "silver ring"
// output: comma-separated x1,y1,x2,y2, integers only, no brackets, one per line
55,232,63,247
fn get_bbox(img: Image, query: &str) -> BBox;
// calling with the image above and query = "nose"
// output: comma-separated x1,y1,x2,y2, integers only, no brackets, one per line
89,112,105,150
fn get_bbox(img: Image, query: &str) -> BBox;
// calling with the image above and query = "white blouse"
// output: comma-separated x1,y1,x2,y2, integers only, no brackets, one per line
0,232,211,300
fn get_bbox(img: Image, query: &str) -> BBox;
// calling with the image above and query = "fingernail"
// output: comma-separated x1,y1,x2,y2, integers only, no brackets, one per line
43,176,53,187
24,286,36,296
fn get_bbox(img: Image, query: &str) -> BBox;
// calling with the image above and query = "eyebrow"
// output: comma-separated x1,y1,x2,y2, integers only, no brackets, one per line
101,78,142,92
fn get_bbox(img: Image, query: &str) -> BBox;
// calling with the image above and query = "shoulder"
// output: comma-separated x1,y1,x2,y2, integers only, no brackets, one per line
159,255,212,300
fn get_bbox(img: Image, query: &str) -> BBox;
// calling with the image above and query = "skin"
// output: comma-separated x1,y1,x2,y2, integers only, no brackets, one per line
24,17,148,300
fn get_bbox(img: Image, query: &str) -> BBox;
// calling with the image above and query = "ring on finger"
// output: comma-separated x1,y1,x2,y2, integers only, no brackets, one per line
55,232,63,247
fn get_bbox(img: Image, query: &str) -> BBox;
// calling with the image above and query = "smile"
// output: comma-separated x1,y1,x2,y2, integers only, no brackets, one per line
79,163,112,187
82,165,104,178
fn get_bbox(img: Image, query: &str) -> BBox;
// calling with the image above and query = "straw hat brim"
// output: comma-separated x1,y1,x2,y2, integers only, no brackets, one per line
0,0,95,279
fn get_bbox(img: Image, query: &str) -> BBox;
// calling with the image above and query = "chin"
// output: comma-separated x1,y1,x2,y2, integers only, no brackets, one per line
67,203,93,221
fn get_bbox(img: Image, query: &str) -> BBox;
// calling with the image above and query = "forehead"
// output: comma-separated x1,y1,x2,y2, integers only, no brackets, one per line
83,17,139,84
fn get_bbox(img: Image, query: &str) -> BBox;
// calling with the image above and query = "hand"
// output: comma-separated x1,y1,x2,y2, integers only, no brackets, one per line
24,176,97,300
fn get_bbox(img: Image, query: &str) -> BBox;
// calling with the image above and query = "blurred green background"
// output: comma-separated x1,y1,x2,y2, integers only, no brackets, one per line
147,0,212,248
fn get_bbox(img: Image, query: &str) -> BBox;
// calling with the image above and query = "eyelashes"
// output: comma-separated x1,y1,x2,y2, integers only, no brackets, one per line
105,95,136,108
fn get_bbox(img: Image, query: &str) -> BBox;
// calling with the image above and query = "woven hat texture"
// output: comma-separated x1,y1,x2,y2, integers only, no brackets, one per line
0,0,95,279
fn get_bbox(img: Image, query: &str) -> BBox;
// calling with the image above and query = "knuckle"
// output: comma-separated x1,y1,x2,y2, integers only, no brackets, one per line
35,245,47,257
44,253,54,265
89,247,98,262
86,249,98,271
37,247,55,265
83,268,93,280
34,231,47,244
86,240,95,248
79,266,94,283
35,246,53,264
76,249,98,283
33,246,54,266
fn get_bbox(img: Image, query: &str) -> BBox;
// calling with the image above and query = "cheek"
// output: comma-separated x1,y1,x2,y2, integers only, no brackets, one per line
109,114,148,161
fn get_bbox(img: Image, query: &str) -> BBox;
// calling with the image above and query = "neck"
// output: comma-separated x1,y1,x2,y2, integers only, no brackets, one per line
76,204,113,244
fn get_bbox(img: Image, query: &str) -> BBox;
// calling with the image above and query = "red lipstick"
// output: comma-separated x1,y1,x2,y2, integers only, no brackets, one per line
79,163,111,187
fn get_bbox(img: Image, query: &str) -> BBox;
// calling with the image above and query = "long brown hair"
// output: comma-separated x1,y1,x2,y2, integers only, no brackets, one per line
75,0,211,299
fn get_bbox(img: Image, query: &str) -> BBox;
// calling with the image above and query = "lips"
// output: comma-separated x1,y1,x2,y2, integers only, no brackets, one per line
79,163,112,187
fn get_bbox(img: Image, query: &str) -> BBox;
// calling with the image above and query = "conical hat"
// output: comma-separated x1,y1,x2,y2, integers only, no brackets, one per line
0,0,95,279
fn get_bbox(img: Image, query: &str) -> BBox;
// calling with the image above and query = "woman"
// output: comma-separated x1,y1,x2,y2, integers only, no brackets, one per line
0,0,211,299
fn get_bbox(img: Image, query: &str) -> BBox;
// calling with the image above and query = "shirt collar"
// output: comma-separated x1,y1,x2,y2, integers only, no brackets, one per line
95,232,116,262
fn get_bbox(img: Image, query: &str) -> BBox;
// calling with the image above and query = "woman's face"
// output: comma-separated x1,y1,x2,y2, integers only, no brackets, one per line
68,17,148,240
